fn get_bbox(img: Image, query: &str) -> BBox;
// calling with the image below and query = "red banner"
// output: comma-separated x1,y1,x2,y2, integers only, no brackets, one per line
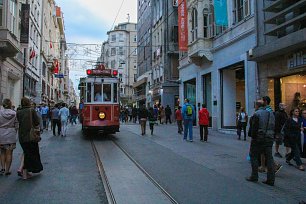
178,0,188,52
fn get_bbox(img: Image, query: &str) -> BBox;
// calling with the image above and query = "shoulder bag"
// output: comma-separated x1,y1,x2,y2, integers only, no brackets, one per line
29,109,41,142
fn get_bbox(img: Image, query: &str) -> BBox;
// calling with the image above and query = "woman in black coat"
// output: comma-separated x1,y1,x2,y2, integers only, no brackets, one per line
17,97,43,179
284,108,304,171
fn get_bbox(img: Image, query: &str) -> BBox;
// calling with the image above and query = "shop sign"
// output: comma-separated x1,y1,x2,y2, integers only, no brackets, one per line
287,51,306,69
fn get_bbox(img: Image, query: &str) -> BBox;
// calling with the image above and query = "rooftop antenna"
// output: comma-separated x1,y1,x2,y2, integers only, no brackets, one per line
127,13,130,23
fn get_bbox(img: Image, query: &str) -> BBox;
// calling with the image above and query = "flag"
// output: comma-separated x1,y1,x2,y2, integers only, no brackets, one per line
29,48,36,59
54,59,59,74
50,42,53,48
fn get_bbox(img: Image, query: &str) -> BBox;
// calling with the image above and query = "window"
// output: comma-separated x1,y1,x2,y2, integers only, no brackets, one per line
103,84,111,102
191,8,198,42
111,34,116,42
111,48,116,56
134,35,137,42
94,83,102,102
119,47,124,55
113,83,118,102
9,0,17,35
86,82,92,102
172,26,178,42
119,33,124,42
0,0,3,26
42,62,46,77
232,0,250,24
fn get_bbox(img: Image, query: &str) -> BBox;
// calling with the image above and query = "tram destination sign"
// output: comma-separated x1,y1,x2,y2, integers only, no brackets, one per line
87,69,112,76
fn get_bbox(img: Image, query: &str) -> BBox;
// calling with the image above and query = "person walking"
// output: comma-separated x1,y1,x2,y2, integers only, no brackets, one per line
41,104,49,130
59,103,70,137
148,107,155,135
283,108,305,171
182,99,195,142
159,106,165,124
175,106,183,134
132,106,138,123
237,107,248,140
165,105,172,124
16,97,43,180
70,106,78,125
198,104,210,142
0,99,18,175
301,109,306,158
138,105,148,135
51,104,61,136
274,103,288,158
246,99,275,186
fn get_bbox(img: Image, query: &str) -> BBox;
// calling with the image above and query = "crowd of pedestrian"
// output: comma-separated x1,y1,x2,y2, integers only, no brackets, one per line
0,97,80,180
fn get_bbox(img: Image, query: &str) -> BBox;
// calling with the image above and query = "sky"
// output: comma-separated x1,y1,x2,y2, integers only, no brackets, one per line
55,0,137,94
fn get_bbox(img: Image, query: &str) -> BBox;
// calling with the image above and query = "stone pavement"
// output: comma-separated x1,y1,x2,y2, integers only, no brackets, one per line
0,124,107,204
122,121,306,203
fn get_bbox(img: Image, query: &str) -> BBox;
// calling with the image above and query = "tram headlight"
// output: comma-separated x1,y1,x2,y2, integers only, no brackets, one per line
98,112,106,120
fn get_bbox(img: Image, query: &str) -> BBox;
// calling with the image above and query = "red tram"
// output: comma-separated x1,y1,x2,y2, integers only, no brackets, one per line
79,67,120,134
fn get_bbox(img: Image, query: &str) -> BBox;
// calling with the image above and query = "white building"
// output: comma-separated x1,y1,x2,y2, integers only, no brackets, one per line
179,0,257,131
101,22,138,105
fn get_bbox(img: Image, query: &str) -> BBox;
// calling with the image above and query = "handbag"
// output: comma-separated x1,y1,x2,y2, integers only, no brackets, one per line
29,108,41,142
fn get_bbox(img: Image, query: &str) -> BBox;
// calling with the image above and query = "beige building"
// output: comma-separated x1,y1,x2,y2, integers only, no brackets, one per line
0,0,24,107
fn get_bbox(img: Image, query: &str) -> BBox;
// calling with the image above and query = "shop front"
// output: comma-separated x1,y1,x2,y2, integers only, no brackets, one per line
258,50,306,112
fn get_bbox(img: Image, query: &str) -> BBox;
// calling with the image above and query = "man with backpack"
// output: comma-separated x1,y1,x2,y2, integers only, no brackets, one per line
182,99,195,142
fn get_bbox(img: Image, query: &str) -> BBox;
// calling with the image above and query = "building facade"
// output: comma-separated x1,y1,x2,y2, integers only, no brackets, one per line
100,22,137,106
250,0,306,111
134,0,152,107
0,0,24,107
135,0,180,110
179,0,257,130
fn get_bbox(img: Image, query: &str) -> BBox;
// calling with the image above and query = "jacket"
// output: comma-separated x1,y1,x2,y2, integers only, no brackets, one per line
198,108,209,125
17,107,40,143
0,109,18,144
274,109,288,134
175,109,183,121
250,107,275,141
138,107,148,119
283,117,302,145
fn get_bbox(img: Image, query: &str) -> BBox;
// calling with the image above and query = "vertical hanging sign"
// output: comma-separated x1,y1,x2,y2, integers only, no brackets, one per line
20,4,30,43
214,0,228,26
178,0,188,51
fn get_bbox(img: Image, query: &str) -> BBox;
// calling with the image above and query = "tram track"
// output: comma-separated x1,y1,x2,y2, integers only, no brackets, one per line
91,136,179,204
91,140,117,204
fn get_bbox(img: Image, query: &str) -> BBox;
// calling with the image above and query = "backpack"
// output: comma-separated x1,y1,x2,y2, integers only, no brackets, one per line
186,105,193,116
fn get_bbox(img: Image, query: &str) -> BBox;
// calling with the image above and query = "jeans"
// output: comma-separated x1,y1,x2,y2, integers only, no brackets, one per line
140,118,147,134
61,120,68,136
183,119,193,140
177,120,183,133
52,119,61,135
200,125,208,141
250,140,275,183
287,143,303,166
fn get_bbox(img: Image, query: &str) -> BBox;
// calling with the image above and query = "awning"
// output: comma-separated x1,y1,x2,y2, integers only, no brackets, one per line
133,77,147,88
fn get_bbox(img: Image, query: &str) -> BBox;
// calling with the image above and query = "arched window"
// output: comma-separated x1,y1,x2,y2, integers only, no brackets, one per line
191,8,198,42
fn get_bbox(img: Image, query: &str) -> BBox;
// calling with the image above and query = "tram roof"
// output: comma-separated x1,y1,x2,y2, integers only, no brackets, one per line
83,76,119,83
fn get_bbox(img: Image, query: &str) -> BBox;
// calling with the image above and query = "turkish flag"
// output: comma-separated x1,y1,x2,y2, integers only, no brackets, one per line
54,60,59,74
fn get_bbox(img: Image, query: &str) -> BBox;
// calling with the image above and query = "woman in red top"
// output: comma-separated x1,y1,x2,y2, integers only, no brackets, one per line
175,106,183,134
198,104,210,141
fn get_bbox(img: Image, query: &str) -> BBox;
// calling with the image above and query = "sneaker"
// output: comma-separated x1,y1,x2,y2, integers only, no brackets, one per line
245,176,258,182
274,152,283,158
275,164,283,174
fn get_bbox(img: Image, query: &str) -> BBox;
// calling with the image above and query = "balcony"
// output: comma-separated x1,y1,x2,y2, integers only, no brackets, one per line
0,29,20,58
188,38,213,65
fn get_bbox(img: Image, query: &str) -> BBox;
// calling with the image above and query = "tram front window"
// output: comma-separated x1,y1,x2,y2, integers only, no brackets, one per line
94,84,102,102
103,84,111,102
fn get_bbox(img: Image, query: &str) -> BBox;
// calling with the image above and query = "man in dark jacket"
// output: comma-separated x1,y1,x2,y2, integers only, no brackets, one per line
138,105,148,135
274,103,288,158
165,105,172,124
246,99,276,186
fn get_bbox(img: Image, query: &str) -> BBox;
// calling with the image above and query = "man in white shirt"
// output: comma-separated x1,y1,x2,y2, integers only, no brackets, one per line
59,103,70,137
